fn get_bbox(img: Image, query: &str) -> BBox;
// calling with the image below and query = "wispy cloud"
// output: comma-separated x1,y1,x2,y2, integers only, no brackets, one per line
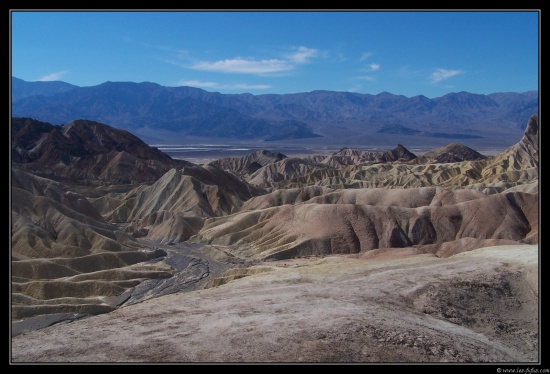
176,80,271,90
286,46,320,64
360,52,373,61
430,68,463,83
367,63,380,72
186,46,322,76
38,71,68,81
359,63,380,74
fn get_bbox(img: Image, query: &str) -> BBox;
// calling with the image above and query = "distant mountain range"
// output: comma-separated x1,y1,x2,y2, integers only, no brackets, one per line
11,77,538,143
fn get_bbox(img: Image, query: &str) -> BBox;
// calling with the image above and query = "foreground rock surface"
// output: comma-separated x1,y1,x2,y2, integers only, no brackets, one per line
11,244,538,363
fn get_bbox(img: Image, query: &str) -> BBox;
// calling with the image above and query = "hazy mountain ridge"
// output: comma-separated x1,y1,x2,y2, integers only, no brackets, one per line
11,78,538,142
12,77,79,102
376,123,484,139
11,80,319,141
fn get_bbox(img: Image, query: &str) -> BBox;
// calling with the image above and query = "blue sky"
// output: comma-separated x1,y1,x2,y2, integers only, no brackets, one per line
10,10,539,98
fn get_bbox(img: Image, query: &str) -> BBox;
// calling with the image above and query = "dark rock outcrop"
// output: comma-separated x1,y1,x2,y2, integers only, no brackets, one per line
11,117,193,183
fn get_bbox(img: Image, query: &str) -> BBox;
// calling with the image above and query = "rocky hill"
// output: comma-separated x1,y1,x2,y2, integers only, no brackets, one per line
11,117,193,184
413,143,488,164
207,149,287,177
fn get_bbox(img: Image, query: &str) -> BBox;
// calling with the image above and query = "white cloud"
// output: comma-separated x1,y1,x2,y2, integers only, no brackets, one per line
37,71,68,81
177,80,218,88
286,46,320,64
190,58,293,74
430,68,463,83
186,46,322,76
359,63,380,73
360,52,373,61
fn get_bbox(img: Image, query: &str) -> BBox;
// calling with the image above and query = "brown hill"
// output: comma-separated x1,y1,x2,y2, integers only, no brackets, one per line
414,143,487,164
11,118,192,183
321,144,417,167
247,158,329,188
241,186,487,211
478,114,538,184
99,164,265,243
192,190,537,260
241,185,335,211
190,115,538,261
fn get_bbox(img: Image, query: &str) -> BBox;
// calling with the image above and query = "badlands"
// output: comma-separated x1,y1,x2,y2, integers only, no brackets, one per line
11,115,539,363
